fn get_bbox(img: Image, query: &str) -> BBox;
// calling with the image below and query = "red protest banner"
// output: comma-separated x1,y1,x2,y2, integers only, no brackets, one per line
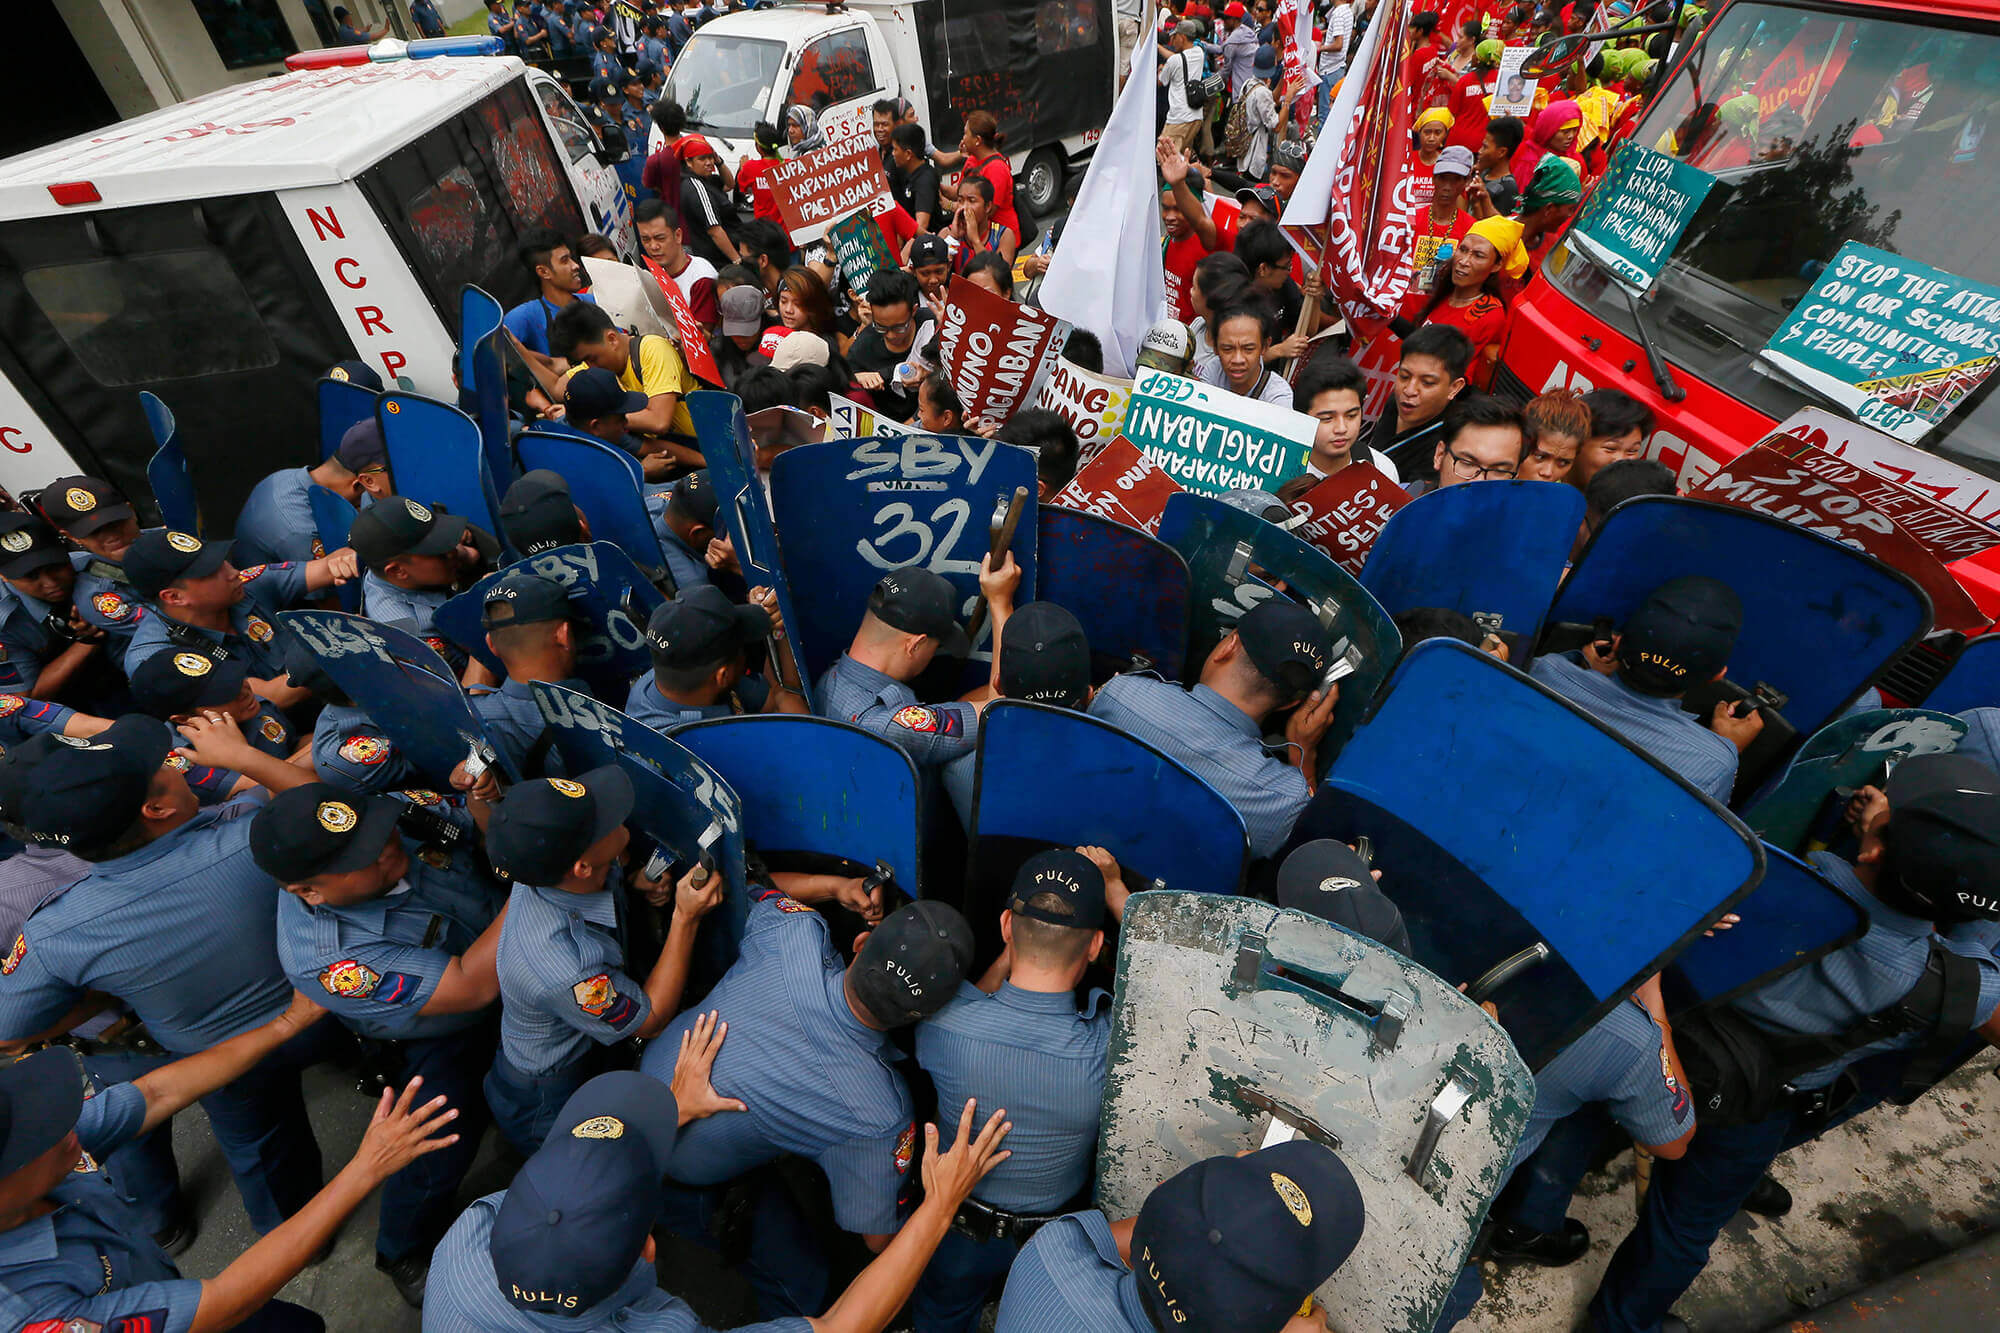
765,134,893,243
1052,436,1182,534
937,275,1071,430
1286,463,1407,574
644,257,722,387
1754,431,2000,564
1316,0,1426,325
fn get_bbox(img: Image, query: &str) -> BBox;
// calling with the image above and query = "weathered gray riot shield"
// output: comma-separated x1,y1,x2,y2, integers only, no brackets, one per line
1746,708,1969,854
1098,892,1533,1333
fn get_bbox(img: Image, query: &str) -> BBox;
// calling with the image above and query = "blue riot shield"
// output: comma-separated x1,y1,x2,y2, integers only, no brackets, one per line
306,487,360,611
1034,507,1191,682
1923,635,2000,714
767,436,1039,688
317,377,379,463
278,610,506,783
1359,480,1585,642
514,430,668,574
689,392,815,710
140,393,200,534
377,393,507,553
1542,497,1932,738
1662,844,1868,1015
432,542,664,701
532,682,749,969
1300,638,1765,1069
458,285,513,492
1746,709,1969,854
675,715,921,896
1157,492,1401,764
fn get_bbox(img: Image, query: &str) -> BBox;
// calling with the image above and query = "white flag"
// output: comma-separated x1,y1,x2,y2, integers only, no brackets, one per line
1042,37,1166,379
1280,0,1398,227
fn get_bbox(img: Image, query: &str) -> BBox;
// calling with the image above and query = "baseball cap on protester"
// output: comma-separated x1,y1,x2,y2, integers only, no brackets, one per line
1008,848,1106,933
1136,318,1195,375
1130,1140,1366,1333
646,585,771,670
1253,43,1279,78
18,714,173,852
909,234,951,269
1235,183,1280,213
500,470,585,557
0,1047,86,1180
129,648,251,719
486,768,636,886
565,367,650,422
335,419,390,473
326,359,385,392
0,513,68,579
1879,754,2000,923
718,284,765,337
850,900,975,1026
37,475,135,536
1276,840,1412,955
867,567,970,658
1616,576,1742,696
997,601,1091,709
490,1072,681,1316
348,497,470,573
1435,145,1477,177
250,783,404,883
1235,598,1334,699
123,529,232,600
770,331,830,372
1273,139,1308,175
481,570,573,632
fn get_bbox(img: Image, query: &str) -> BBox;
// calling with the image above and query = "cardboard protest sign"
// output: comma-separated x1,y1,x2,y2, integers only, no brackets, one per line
828,393,912,438
1763,408,2000,527
937,276,1071,430
1119,368,1314,497
643,256,723,386
581,255,675,340
1760,242,2000,443
766,134,893,243
829,209,896,292
1035,357,1134,447
1051,435,1182,534
1490,46,1538,119
1568,145,1717,293
1286,463,1408,574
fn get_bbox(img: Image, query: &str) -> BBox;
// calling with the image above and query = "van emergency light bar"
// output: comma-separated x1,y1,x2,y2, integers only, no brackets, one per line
284,34,505,71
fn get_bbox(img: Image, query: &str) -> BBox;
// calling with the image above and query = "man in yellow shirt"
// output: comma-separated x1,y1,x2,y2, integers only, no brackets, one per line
547,302,701,477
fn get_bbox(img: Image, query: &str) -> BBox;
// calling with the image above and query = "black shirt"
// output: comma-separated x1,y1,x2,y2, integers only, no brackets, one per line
847,315,935,421
680,173,737,267
895,162,942,228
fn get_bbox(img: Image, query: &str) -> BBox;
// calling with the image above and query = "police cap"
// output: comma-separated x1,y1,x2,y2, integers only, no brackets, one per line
1235,598,1333,700
1617,576,1742,695
1008,848,1106,932
486,768,635,886
1882,754,2000,923
124,529,232,600
645,585,769,670
250,783,404,882
129,648,250,720
500,470,583,557
18,715,174,852
850,899,974,1027
997,602,1090,709
349,497,470,573
37,475,136,537
481,570,572,631
868,567,970,658
0,513,69,579
1275,840,1411,956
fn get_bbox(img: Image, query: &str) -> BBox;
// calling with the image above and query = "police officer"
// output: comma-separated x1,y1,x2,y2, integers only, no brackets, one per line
251,782,508,1306
912,849,1114,1333
331,417,398,503
122,528,358,686
1089,598,1338,860
233,446,371,566
939,601,1092,828
468,571,589,775
280,629,417,793
0,714,337,1237
130,648,296,759
348,497,498,663
0,1005,457,1333
36,474,148,666
484,769,727,1154
423,1069,1013,1333
992,1140,1364,1333
1586,754,2000,1333
499,469,588,558
640,891,976,1316
0,511,114,704
816,564,1017,769
647,468,721,593
625,584,807,734
1528,576,1763,805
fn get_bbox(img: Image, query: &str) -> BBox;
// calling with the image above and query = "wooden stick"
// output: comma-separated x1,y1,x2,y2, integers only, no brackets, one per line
964,485,1031,646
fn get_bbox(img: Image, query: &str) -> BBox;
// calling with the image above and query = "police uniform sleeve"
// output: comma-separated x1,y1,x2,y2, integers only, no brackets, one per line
304,937,459,1018
10,1278,206,1333
0,924,84,1043
551,964,651,1042
237,559,310,611
0,619,46,692
75,1078,149,1160
313,713,415,793
1599,1007,1694,1150
816,1120,917,1236
0,692,75,743
857,698,980,765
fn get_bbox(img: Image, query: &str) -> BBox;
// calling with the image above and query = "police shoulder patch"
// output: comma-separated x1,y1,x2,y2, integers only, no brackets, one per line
2,932,24,975
164,753,191,772
573,973,614,1015
0,694,22,718
891,704,945,733
339,734,388,765
245,616,275,643
894,1123,916,1174
260,715,287,743
773,896,814,914
238,564,268,581
399,788,442,806
320,959,381,998
92,591,135,622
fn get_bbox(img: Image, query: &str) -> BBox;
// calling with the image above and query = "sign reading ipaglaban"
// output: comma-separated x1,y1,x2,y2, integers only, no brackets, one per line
937,276,1071,430
766,134,893,243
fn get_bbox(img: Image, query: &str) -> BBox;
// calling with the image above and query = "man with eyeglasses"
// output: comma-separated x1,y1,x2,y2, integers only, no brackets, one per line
849,269,935,423
1422,394,1526,496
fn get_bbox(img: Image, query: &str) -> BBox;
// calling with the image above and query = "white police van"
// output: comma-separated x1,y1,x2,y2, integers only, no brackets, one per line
0,37,629,523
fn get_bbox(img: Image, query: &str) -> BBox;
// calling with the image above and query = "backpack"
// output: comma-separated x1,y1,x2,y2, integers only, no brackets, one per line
1223,90,1255,161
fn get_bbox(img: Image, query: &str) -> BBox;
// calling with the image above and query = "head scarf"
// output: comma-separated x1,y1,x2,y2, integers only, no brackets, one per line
1522,154,1584,211
1466,216,1529,279
1474,38,1504,67
1412,106,1456,152
784,104,824,156
1514,99,1583,182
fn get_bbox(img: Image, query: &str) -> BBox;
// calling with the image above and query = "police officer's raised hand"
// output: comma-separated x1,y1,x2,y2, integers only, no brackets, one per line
978,550,1022,611
352,1076,460,1185
750,585,784,636
1709,698,1765,752
176,708,255,770
1581,636,1620,674
449,756,502,803
706,532,741,574
670,1009,748,1123
1079,844,1131,922
674,864,727,922
1285,686,1341,780
318,547,362,585
834,875,887,924
923,1098,1013,1214
1846,783,1889,835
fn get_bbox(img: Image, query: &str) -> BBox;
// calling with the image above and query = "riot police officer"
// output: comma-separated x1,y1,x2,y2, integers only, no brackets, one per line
646,469,721,593
279,630,416,793
36,474,147,667
0,511,120,708
130,648,296,759
625,585,806,733
468,571,589,775
347,498,498,664
939,601,1093,828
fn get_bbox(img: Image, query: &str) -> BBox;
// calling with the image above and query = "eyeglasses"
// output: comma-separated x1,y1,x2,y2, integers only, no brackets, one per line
879,315,918,337
1443,445,1516,480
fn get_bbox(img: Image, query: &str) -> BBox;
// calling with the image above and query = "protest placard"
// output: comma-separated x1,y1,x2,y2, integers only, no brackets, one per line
643,257,722,386
1036,357,1134,446
1568,145,1716,293
581,255,675,341
1765,408,2000,526
936,275,1072,430
1286,464,1408,573
1760,241,2000,443
766,134,893,243
828,393,913,439
829,210,896,291
1119,368,1314,497
1052,435,1182,534
1490,47,1538,119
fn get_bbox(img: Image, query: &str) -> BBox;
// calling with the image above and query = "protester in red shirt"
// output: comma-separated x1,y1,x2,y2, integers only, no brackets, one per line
735,120,786,224
1156,137,1220,325
946,111,1020,243
640,99,687,216
1399,145,1476,321
1445,39,1504,151
1401,11,1446,110
1407,214,1526,389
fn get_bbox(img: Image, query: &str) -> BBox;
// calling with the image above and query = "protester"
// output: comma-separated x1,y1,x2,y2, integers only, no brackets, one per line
1518,387,1592,483
1426,393,1525,495
1404,213,1520,388
676,136,741,267
1572,388,1655,490
635,199,719,332
1467,114,1526,218
1159,22,1211,153
1365,323,1472,481
947,175,1018,270
1198,297,1294,404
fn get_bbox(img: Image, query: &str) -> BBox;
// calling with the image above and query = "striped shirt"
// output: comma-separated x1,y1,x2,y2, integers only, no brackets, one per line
0,844,86,952
1508,999,1689,1174
1088,675,1305,859
1955,708,2000,774
495,880,647,1077
472,677,574,778
993,1209,1152,1333
1529,651,1739,804
625,669,737,735
312,701,416,792
816,654,979,768
917,982,1110,1211
361,573,452,644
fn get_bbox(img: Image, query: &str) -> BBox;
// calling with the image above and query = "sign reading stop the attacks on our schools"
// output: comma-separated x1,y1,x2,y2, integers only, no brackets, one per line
1119,368,1314,497
1286,462,1407,574
829,209,896,291
644,257,722,386
1567,144,1716,293
1051,435,1182,534
937,275,1072,430
765,133,894,243
1760,242,2000,443
1035,357,1134,446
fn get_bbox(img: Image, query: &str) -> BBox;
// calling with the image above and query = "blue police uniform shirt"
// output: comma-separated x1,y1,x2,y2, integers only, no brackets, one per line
624,670,768,735
992,1209,1151,1333
362,571,451,643
242,698,296,757
72,552,146,667
276,837,502,1042
592,48,621,82
1529,651,1739,805
0,692,75,750
150,725,254,809
816,654,979,769
472,677,576,777
0,795,290,1054
423,1189,815,1333
640,32,668,69
643,489,713,592
640,887,916,1234
1508,999,1690,1174
503,291,598,358
0,1077,204,1333
125,561,307,678
1733,851,2000,1090
494,879,647,1078
917,981,1110,1212
1955,707,2000,773
313,700,417,792
1088,674,1307,860
234,467,328,566
0,580,65,692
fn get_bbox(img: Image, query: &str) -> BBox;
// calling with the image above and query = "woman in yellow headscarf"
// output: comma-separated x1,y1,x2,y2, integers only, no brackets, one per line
1407,215,1524,389
1411,106,1456,169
